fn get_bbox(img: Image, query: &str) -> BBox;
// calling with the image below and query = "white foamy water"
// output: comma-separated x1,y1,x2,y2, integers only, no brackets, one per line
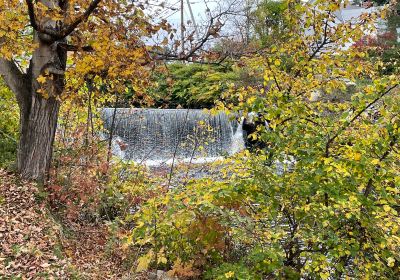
139,156,225,167
102,108,245,166
230,118,245,155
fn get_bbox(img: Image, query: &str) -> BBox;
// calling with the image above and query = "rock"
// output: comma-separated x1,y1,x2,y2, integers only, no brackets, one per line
157,270,179,280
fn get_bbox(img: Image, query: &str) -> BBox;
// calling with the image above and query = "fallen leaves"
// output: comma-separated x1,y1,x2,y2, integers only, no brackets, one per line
0,170,70,279
0,170,144,279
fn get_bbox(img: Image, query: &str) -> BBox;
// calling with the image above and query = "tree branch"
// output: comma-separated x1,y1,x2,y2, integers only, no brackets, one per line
325,83,398,157
0,58,29,105
363,134,398,197
58,43,94,52
151,6,235,63
25,0,62,39
287,11,332,95
25,0,102,41
25,0,38,31
59,0,102,39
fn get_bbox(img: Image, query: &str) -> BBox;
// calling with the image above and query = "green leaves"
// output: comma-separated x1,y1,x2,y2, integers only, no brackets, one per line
146,63,240,108
126,1,399,278
0,79,19,168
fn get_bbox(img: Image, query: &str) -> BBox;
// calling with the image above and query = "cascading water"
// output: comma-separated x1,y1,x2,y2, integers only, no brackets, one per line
101,108,245,165
230,118,245,155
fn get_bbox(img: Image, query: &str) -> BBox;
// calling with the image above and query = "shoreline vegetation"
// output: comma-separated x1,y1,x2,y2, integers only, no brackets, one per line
1,0,399,278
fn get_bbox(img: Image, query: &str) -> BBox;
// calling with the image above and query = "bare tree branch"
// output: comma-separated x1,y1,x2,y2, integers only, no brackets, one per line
0,58,29,105
180,13,222,60
152,15,223,61
151,0,243,63
25,0,38,31
58,43,94,52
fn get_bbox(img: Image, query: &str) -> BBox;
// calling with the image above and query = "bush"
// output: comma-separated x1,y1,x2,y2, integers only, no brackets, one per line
0,79,19,168
145,63,240,109
128,1,400,278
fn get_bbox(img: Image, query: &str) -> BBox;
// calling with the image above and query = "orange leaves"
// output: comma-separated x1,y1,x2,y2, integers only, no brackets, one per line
168,259,201,278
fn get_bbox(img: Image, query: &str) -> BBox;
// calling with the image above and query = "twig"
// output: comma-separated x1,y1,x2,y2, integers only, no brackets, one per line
325,84,398,157
0,129,17,143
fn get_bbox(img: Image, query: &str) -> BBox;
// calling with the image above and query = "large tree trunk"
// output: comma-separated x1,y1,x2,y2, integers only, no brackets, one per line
18,95,60,182
17,34,67,182
15,0,68,182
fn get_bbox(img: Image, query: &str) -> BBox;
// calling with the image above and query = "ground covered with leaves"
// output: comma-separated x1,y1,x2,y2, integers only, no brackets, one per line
0,169,140,279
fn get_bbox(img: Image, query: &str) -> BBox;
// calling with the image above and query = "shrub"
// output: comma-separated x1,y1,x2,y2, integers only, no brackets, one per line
0,79,19,168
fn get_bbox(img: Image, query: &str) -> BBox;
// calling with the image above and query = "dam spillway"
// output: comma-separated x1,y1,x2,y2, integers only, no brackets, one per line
101,108,245,164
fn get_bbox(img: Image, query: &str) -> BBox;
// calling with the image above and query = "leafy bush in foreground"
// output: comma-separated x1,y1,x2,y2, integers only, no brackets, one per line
128,1,400,279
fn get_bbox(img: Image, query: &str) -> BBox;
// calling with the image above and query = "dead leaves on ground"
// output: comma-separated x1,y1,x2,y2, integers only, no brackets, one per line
0,169,69,279
0,170,137,279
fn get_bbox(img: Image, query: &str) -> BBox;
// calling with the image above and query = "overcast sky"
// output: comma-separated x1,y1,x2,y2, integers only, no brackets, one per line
144,0,224,33
156,0,218,25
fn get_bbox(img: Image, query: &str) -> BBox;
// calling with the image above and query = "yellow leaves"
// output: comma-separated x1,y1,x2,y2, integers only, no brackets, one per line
247,96,256,105
0,1,33,57
324,165,334,172
37,75,47,84
383,205,391,212
94,60,104,69
225,271,235,278
370,159,380,165
238,92,244,102
353,153,362,161
344,149,363,162
319,271,330,280
274,60,281,67
161,37,169,46
387,257,395,267
380,7,388,19
349,196,358,203
157,248,168,265
385,187,399,195
136,249,153,272
331,162,351,177
327,2,340,11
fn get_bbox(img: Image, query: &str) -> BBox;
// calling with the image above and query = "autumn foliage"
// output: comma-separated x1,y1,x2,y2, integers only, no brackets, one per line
1,0,400,279
130,1,400,279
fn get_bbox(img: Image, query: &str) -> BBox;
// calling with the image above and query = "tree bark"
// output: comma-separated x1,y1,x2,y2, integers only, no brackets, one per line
18,93,61,182
16,33,67,182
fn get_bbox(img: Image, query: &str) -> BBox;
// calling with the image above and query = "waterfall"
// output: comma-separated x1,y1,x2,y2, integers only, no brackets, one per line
101,108,244,164
230,118,245,155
